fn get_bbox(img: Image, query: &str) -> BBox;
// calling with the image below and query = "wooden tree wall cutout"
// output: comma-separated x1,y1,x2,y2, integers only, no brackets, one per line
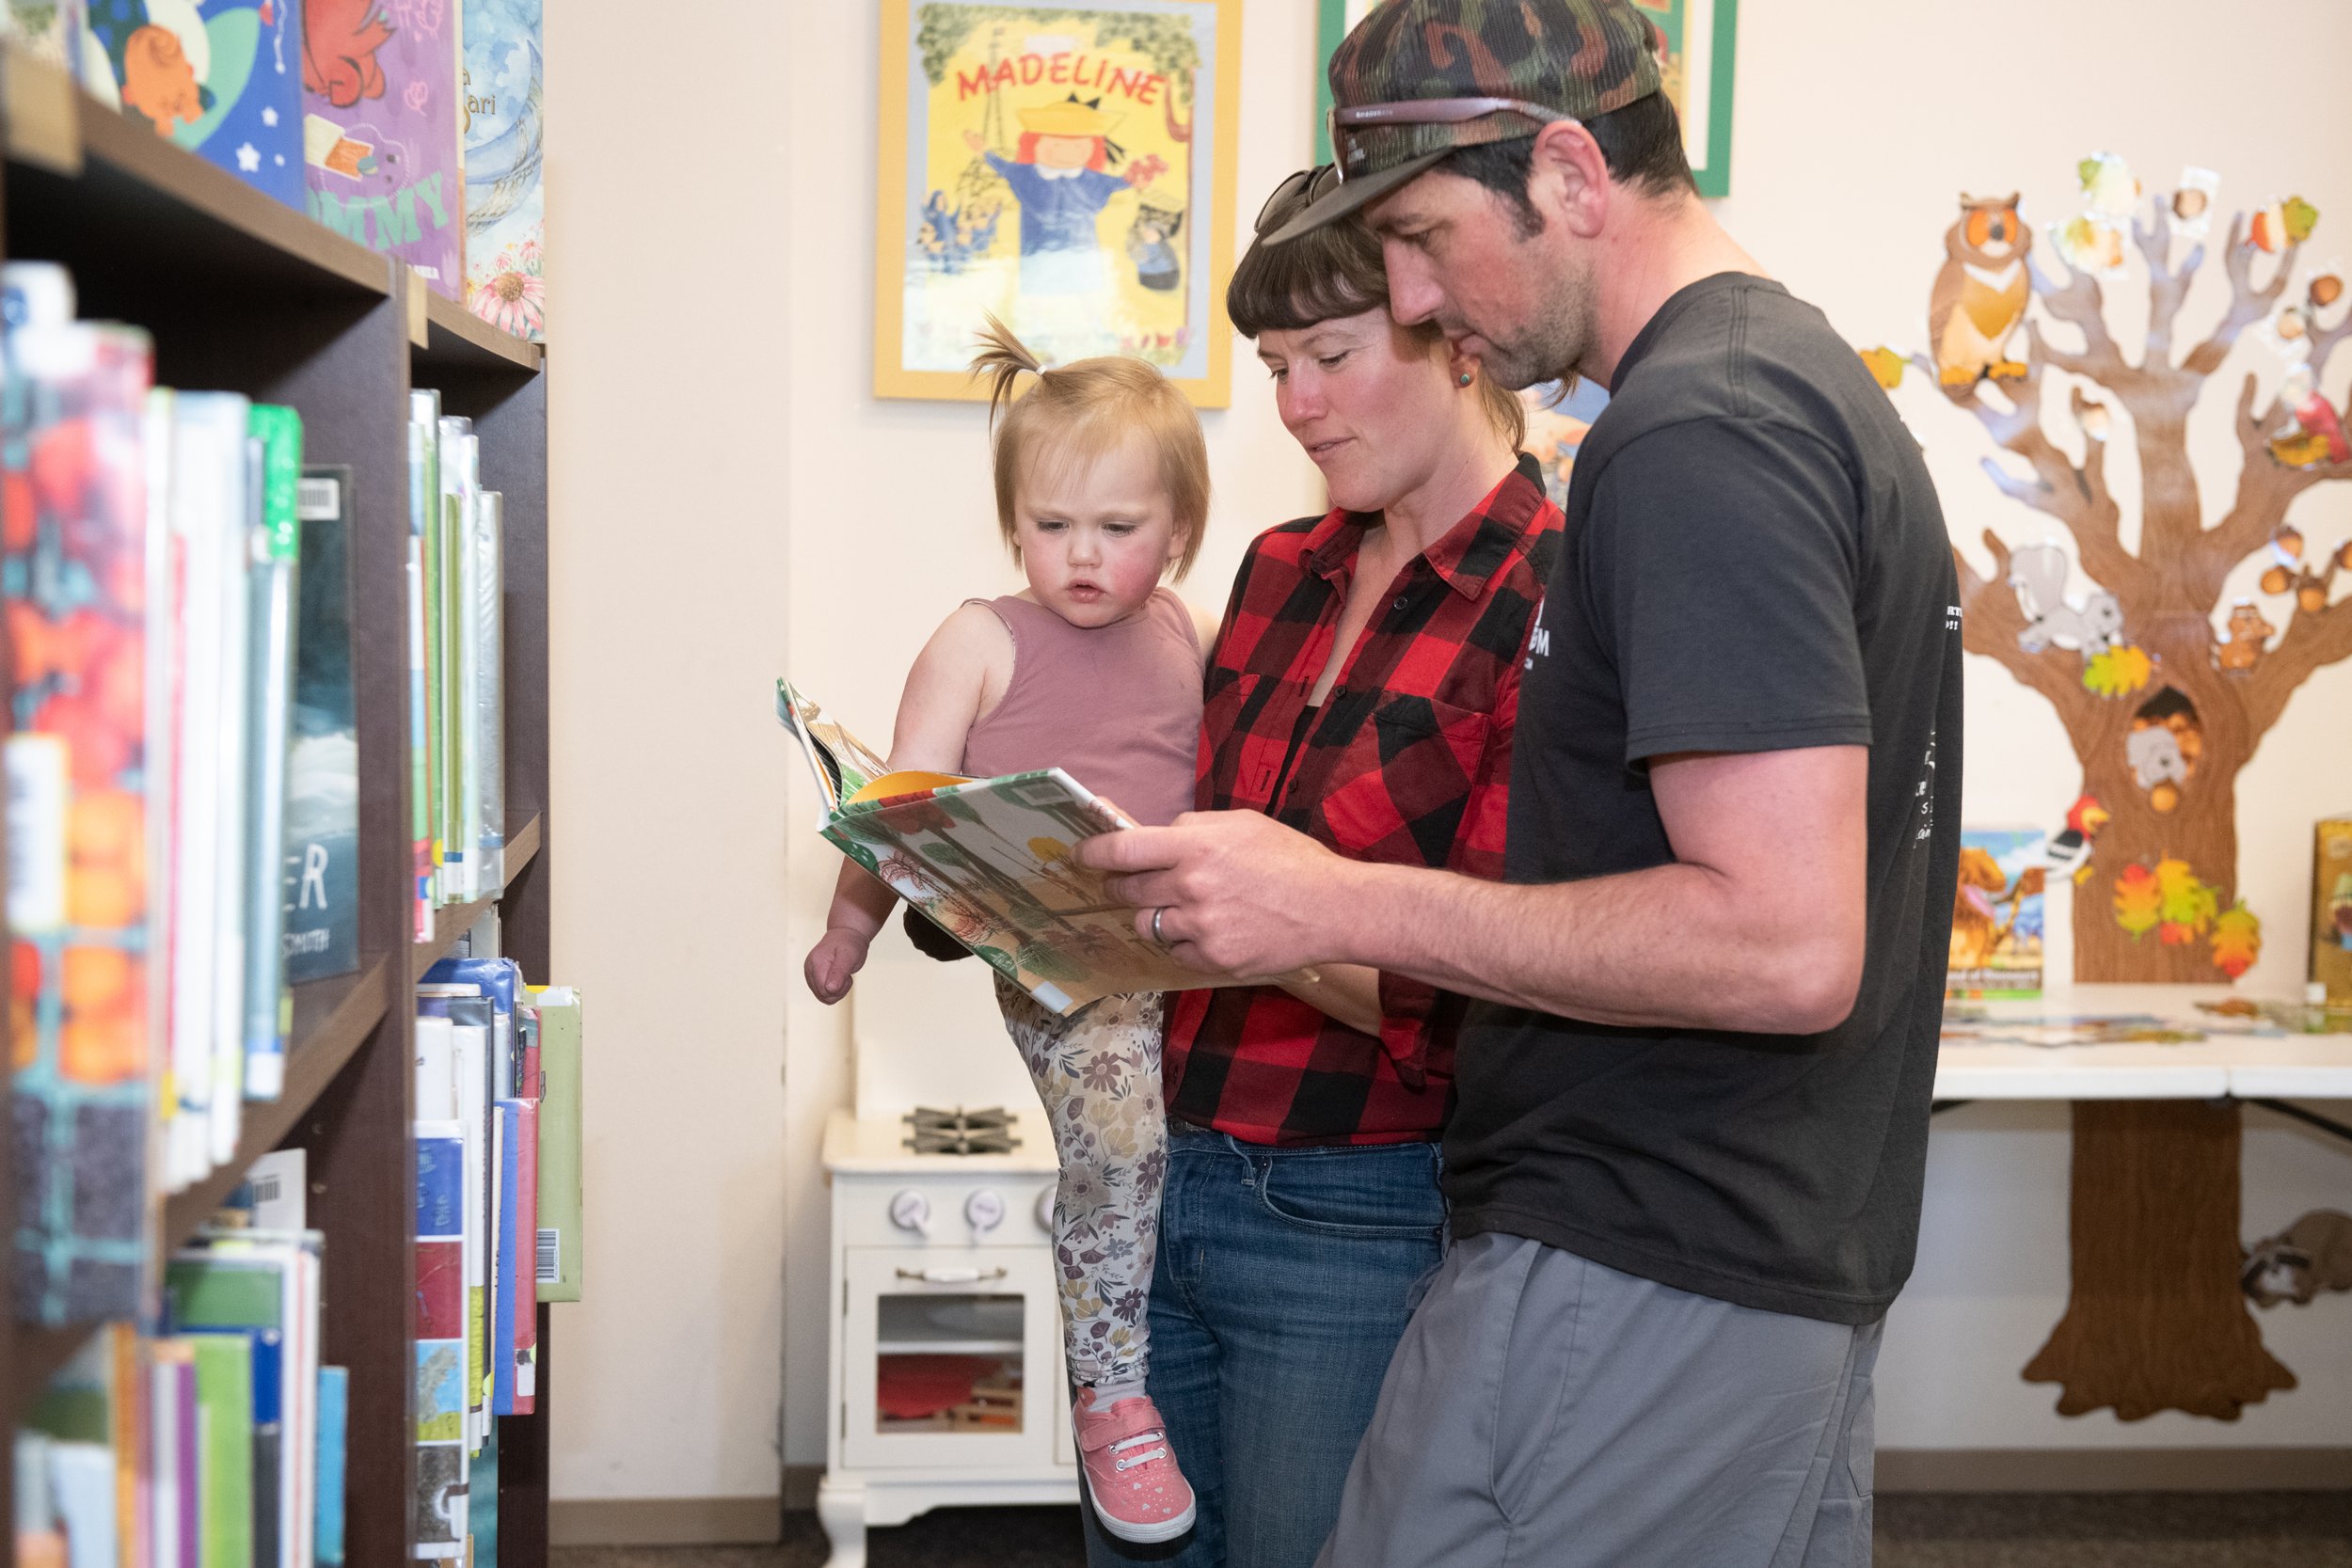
1907,168,2352,982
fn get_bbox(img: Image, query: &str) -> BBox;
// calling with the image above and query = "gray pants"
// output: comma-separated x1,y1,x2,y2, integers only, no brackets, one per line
1318,1232,1880,1568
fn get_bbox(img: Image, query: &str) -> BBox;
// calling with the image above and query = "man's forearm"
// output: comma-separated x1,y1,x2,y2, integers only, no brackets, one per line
1326,858,1860,1035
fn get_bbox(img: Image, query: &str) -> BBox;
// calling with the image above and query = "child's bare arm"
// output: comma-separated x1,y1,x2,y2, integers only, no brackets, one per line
805,606,1013,1004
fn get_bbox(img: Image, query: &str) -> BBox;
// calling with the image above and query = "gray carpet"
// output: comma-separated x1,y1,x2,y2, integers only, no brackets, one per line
556,1493,2352,1566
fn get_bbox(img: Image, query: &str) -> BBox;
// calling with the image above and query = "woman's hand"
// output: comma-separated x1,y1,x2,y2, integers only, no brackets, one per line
804,927,873,1005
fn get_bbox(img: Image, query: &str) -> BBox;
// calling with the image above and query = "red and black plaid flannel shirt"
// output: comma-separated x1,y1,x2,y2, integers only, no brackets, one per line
1168,454,1562,1146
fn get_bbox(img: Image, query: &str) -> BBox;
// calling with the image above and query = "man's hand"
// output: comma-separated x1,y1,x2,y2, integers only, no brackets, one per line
1075,810,1357,977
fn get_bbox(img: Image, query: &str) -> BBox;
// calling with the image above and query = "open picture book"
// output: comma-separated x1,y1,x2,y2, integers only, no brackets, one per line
775,678,1231,1015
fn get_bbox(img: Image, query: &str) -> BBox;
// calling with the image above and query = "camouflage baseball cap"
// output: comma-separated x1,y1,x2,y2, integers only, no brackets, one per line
1265,0,1662,245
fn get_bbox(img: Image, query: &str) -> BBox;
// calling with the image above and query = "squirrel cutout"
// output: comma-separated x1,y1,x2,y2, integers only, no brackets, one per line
2008,543,2125,657
2243,1209,2352,1307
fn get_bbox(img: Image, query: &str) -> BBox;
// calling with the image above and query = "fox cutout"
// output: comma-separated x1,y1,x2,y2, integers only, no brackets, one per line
304,0,394,108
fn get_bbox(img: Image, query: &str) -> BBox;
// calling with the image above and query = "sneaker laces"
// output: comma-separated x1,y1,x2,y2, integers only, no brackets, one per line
1109,1428,1169,1472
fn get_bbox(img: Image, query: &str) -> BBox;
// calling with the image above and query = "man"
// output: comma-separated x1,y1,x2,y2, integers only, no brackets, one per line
1077,2,1964,1563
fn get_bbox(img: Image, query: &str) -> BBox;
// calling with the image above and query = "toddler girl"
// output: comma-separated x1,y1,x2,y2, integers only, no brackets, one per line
803,321,1211,1544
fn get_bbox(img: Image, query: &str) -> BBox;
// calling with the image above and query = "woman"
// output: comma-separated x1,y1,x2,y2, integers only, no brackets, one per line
1084,168,1564,1567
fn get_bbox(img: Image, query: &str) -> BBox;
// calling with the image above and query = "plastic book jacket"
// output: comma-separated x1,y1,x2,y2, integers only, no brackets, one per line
299,0,464,296
3,320,157,1325
460,0,542,340
83,0,308,210
282,466,359,984
776,677,1232,1015
1947,827,2045,998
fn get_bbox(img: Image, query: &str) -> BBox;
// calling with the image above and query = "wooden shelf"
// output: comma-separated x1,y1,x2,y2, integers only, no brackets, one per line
13,958,392,1418
2,52,390,300
416,287,543,377
414,814,544,972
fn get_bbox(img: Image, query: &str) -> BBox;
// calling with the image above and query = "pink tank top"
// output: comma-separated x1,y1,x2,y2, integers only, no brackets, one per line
961,590,1203,828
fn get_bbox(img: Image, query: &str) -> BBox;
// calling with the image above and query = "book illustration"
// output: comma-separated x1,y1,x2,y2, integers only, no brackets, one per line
412,1439,465,1556
2,0,88,72
300,0,463,294
1947,826,2046,998
84,0,308,209
776,677,1231,1015
461,0,544,339
3,319,158,1324
283,466,360,984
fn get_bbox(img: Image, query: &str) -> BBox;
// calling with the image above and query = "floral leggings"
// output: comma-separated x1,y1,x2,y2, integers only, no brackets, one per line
993,975,1168,1389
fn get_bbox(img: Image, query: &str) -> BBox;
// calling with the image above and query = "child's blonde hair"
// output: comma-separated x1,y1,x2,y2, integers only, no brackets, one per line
970,317,1210,581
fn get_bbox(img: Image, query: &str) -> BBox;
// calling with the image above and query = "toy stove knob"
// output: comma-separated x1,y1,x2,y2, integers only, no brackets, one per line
1035,1186,1056,1233
965,1189,1006,1240
888,1189,933,1238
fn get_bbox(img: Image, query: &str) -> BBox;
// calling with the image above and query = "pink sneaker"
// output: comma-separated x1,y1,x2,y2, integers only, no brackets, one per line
1073,1388,1196,1544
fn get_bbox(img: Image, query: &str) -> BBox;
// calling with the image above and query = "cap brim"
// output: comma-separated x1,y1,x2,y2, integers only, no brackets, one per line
1262,150,1451,246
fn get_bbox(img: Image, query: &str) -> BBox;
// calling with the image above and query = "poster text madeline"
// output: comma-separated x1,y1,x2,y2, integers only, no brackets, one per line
955,53,1168,104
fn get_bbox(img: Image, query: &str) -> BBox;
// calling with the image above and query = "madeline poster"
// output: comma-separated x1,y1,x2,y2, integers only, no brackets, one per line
877,0,1241,406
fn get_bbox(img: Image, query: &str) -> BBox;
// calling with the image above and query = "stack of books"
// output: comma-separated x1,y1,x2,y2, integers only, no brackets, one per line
16,1171,350,1568
0,0,548,337
412,969,582,1560
1,265,363,1327
407,394,509,934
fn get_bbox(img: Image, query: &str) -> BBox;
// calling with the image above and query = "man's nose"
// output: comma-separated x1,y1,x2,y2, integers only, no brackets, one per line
1384,254,1442,326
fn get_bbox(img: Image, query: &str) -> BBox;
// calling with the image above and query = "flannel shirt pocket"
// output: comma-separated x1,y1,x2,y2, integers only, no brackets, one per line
1313,694,1492,863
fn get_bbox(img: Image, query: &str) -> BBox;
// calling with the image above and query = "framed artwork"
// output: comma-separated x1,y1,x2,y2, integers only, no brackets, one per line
875,0,1244,406
1312,0,1738,199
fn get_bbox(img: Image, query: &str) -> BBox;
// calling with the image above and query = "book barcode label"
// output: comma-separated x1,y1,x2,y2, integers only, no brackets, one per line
295,474,341,521
6,735,69,934
536,1227,560,1284
249,1175,281,1204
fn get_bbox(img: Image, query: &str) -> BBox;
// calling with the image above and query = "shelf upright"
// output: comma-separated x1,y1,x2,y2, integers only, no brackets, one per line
0,50,551,1568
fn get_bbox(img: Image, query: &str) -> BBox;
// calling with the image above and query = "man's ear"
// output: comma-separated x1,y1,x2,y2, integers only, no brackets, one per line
1526,119,1611,238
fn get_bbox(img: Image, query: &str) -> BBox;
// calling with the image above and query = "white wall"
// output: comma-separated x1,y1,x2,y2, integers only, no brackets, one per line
548,0,2352,1513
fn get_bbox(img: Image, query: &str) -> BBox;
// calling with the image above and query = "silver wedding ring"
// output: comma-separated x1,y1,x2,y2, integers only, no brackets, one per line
1152,906,1169,944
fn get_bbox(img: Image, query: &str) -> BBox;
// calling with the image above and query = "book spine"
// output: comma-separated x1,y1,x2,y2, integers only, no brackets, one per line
243,405,303,1102
313,1366,347,1568
207,433,259,1165
412,1124,468,1560
513,1097,538,1408
532,990,582,1303
475,491,504,895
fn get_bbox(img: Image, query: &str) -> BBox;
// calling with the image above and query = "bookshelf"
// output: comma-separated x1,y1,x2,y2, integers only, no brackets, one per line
0,49,554,1568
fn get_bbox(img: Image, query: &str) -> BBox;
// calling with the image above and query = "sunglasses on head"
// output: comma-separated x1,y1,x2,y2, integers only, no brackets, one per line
1254,98,1575,237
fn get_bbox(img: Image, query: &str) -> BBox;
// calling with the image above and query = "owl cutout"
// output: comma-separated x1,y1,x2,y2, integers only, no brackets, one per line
1932,195,2032,389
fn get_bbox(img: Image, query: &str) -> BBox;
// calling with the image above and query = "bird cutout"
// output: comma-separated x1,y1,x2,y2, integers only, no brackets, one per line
2170,166,2220,240
2242,1210,2352,1308
2265,364,2351,467
2044,793,2109,882
2077,398,2113,442
2312,267,2346,312
2008,543,2125,657
1858,345,1907,389
2079,152,2141,217
1931,195,2032,388
2213,600,2274,673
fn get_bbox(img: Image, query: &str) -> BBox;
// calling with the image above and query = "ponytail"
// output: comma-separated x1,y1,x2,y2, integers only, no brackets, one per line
971,313,1046,432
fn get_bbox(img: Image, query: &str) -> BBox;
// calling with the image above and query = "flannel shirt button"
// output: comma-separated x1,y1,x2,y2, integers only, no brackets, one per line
1393,594,1408,609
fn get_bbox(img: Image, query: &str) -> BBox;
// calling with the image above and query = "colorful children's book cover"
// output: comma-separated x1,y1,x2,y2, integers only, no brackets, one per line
460,0,542,340
1947,826,2046,998
777,677,1240,1015
2,319,158,1325
283,466,359,985
2312,815,2352,1004
300,0,464,296
84,0,308,209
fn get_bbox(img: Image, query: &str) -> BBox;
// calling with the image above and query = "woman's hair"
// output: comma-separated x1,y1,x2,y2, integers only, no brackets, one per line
1226,183,1525,451
970,317,1210,581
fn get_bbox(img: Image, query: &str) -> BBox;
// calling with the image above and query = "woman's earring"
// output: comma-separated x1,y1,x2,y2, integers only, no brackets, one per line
1457,371,1473,387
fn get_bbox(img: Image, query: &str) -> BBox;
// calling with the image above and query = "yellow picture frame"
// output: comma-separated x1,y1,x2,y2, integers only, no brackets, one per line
875,0,1243,408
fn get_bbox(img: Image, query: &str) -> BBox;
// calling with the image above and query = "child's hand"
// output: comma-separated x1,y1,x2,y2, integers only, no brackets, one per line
805,927,872,1005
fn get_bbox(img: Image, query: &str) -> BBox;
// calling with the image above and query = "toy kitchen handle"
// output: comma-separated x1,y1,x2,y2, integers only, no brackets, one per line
894,1265,1010,1285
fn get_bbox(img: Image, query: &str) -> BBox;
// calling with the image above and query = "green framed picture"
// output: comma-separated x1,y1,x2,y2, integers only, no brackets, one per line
1313,0,1738,199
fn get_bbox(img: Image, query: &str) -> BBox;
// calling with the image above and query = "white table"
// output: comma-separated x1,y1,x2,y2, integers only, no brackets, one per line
1934,984,2352,1106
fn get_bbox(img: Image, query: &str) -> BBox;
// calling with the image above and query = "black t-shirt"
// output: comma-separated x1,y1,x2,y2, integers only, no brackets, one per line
1445,274,1963,1324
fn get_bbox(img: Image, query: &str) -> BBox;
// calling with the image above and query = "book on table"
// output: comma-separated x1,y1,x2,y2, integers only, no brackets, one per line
775,676,1237,1016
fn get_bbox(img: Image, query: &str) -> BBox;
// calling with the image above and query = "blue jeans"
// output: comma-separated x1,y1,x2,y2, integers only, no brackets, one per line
1081,1123,1447,1568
